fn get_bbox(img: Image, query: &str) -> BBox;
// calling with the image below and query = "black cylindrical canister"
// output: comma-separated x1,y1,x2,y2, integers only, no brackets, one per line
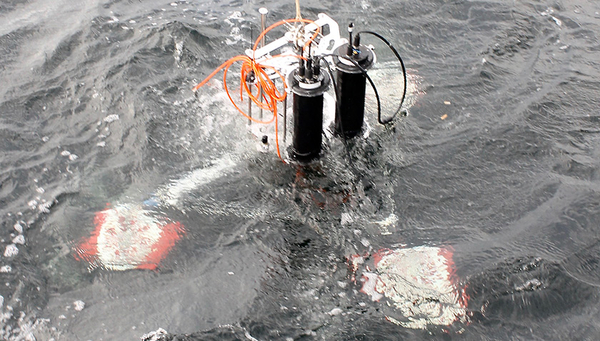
287,67,331,162
292,94,323,161
333,44,375,138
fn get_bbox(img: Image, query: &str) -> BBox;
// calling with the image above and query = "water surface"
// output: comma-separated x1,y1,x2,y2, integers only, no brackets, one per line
1,0,600,339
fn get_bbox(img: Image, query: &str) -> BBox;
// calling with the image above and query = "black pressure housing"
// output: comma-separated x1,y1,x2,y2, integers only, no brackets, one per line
333,43,375,138
287,67,330,162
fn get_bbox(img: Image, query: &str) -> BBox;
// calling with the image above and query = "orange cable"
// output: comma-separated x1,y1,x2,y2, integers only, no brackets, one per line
192,18,321,163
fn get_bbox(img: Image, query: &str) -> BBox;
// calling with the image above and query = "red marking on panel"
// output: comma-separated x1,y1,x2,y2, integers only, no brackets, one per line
372,248,392,268
74,207,185,271
74,209,107,264
137,221,185,270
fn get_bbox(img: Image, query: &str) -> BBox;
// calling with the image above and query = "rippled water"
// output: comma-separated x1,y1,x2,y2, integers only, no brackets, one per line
1,0,600,339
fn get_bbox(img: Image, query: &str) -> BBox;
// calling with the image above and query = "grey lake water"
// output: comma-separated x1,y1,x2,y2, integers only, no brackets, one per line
2,0,600,339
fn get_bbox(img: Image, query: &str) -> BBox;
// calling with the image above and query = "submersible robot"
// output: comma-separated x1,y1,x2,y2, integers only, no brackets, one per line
74,2,472,332
192,5,407,164
75,2,410,272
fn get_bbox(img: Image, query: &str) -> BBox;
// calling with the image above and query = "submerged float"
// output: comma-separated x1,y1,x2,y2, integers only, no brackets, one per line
75,204,184,271
349,246,470,329
74,156,236,270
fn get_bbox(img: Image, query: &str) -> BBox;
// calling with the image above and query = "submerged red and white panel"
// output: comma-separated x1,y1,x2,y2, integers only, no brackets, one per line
349,246,469,329
75,204,185,271
74,157,238,271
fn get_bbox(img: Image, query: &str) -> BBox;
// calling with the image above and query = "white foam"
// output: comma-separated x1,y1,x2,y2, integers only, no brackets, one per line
28,200,38,209
12,235,25,245
340,212,353,225
141,328,168,341
3,244,18,257
328,307,343,316
103,114,120,123
155,156,236,206
376,213,398,227
73,300,85,311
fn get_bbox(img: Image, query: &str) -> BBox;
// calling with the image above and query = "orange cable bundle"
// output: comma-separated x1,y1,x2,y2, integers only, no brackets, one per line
192,18,321,162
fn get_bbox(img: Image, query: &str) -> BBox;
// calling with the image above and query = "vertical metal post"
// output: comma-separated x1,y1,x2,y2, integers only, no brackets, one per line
283,96,287,143
247,82,252,125
259,8,268,47
258,8,268,120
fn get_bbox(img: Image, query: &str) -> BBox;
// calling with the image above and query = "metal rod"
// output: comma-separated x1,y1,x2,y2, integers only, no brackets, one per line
258,93,263,119
247,81,252,125
258,8,268,120
283,95,287,143
259,8,268,48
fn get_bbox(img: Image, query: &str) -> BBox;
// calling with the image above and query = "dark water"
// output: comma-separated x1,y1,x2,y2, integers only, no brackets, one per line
2,0,600,339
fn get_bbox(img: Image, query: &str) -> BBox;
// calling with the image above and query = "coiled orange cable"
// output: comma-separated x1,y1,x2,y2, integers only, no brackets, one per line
192,18,321,162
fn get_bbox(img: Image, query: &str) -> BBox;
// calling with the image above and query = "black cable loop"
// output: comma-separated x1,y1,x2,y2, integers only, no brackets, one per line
320,53,383,126
356,30,408,124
